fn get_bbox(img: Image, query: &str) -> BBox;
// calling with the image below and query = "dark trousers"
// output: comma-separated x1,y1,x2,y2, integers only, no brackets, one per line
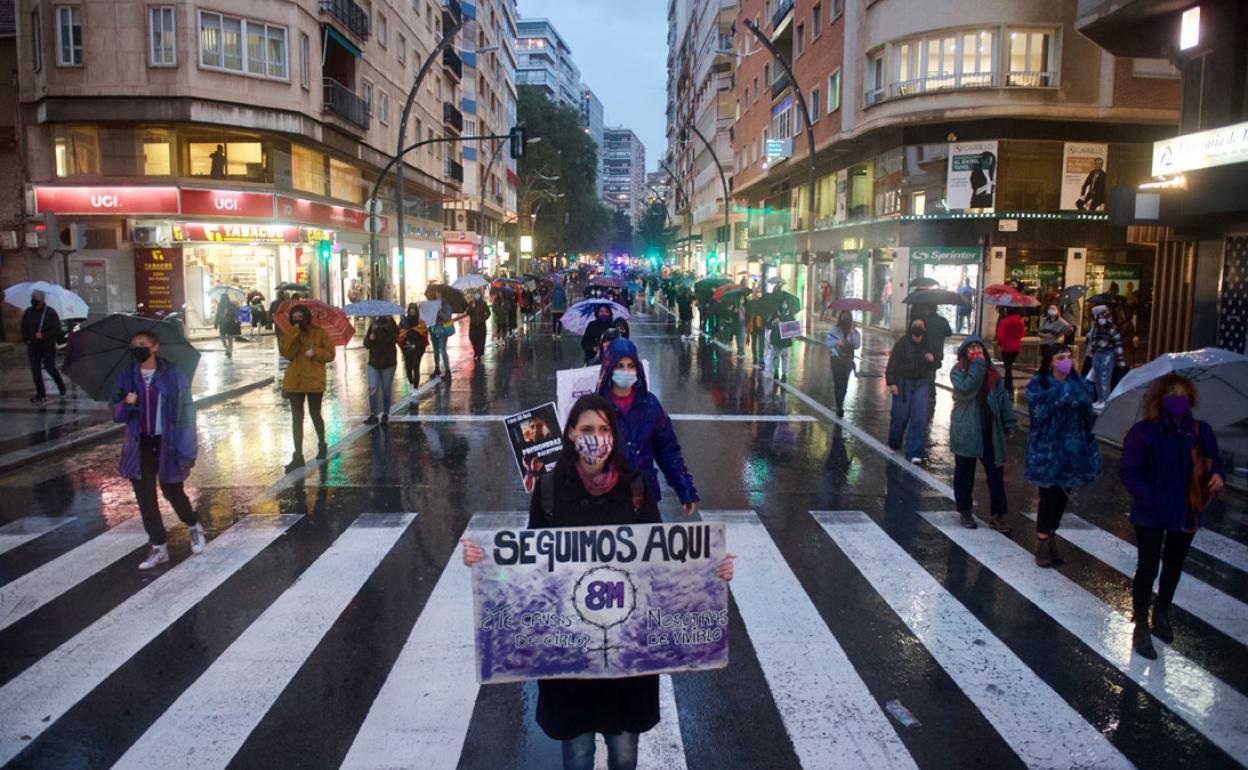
678,319,692,337
830,357,853,413
403,346,425,386
28,344,66,397
469,324,487,357
953,438,1007,516
1002,351,1019,390
751,328,766,362
1036,486,1069,534
1133,525,1195,620
132,435,197,546
289,391,325,453
552,311,564,335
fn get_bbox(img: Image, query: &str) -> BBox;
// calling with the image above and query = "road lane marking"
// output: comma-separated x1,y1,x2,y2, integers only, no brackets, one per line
115,513,417,769
815,510,1133,770
0,514,302,765
920,510,1248,762
1192,527,1248,574
1022,512,1248,646
701,510,917,770
0,516,75,555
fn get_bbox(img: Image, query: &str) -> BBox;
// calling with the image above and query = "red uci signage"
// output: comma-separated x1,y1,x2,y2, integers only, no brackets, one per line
180,189,275,218
275,195,388,233
34,186,180,215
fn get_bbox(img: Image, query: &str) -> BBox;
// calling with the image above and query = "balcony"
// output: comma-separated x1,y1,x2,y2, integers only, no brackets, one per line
443,46,463,81
443,102,464,133
319,0,369,41
1006,70,1056,87
888,73,994,98
864,87,885,107
772,72,791,100
442,0,463,27
322,78,370,130
771,0,794,31
445,159,465,184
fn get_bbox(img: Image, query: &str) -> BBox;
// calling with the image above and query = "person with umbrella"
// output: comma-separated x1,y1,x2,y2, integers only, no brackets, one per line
764,299,798,383
550,281,568,338
994,307,1025,391
1119,374,1224,659
425,287,455,377
1087,305,1125,408
112,330,204,570
949,336,1017,532
21,290,68,403
824,310,861,418
467,291,491,360
580,304,614,365
747,287,766,366
399,303,429,387
363,315,400,425
886,318,938,463
1024,344,1101,567
279,304,334,471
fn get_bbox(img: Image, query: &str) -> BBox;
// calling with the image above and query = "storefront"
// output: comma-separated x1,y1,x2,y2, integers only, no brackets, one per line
909,246,982,335
867,248,897,329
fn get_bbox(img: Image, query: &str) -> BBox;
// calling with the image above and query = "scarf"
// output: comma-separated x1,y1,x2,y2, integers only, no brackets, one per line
576,462,620,497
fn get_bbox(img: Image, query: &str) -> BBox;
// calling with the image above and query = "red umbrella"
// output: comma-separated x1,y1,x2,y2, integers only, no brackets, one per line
828,297,882,313
712,284,750,304
274,300,355,346
985,283,1021,298
984,292,1041,308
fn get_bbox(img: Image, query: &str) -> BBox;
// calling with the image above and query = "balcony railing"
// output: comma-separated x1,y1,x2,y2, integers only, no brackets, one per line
888,73,994,98
1007,70,1056,87
322,78,370,130
442,0,463,26
443,102,464,133
445,159,464,183
772,73,791,99
319,0,369,41
771,0,794,30
864,87,885,107
443,46,463,80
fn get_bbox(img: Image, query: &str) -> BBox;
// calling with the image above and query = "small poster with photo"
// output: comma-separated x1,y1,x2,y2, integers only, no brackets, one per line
778,320,802,339
504,402,563,494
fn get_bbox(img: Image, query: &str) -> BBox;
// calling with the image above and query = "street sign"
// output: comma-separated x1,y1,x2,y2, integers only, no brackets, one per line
365,215,384,235
367,198,384,216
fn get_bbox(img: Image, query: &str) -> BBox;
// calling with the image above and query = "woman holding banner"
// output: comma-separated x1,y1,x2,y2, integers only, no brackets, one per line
462,394,734,770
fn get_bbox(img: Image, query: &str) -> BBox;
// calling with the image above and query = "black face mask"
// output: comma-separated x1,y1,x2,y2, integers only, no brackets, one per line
838,318,852,330
910,326,925,339
131,346,152,363
31,299,43,308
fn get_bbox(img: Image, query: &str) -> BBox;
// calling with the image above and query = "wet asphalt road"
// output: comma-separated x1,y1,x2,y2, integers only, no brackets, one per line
0,304,1246,769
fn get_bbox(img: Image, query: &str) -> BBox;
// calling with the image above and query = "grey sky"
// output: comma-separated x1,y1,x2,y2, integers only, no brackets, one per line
516,0,668,173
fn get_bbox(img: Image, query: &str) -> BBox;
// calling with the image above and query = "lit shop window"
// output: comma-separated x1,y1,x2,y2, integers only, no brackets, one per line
1007,29,1055,87
293,145,327,195
54,125,99,176
188,140,263,178
330,158,364,204
142,130,173,175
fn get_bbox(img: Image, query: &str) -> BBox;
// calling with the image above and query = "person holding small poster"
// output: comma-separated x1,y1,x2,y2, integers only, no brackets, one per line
463,395,734,770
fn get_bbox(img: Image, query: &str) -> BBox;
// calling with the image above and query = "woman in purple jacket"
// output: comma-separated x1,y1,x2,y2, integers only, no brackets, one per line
1119,374,1224,659
112,330,203,570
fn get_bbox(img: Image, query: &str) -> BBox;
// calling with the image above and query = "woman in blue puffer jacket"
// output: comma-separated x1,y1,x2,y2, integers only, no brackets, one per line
596,337,700,513
1024,344,1100,568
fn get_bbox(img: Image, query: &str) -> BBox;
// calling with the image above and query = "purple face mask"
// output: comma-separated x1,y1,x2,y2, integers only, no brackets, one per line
1162,394,1190,416
1052,358,1073,375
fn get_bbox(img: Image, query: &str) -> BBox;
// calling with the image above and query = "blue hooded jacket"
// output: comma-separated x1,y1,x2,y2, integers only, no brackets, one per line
596,338,700,504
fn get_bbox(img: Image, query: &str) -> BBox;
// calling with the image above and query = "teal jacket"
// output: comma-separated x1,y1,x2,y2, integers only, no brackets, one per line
949,336,1017,464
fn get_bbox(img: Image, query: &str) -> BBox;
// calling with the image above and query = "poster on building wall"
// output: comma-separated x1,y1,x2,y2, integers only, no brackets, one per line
835,169,848,223
1060,143,1109,211
133,246,185,320
946,141,998,211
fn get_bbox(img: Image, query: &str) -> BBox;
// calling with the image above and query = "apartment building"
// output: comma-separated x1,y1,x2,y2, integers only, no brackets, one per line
3,0,475,331
602,127,646,228
731,0,1180,343
580,86,605,198
514,17,579,108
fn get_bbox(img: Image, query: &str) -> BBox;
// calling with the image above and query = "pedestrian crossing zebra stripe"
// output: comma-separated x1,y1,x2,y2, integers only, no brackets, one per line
0,516,75,556
920,510,1248,762
0,514,303,766
702,510,919,770
114,513,417,769
815,510,1134,770
1192,526,1248,574
1021,512,1248,646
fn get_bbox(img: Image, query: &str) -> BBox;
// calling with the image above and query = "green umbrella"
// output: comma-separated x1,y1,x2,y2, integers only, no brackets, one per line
753,290,803,318
64,314,201,401
694,276,732,303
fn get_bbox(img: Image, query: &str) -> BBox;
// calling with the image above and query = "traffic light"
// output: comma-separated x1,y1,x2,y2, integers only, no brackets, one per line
509,126,527,160
318,240,332,262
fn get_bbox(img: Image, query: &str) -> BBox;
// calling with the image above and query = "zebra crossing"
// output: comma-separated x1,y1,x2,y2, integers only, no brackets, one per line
0,501,1245,769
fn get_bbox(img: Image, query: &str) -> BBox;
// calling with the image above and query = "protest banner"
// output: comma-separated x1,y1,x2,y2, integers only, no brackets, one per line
778,320,802,339
503,403,563,493
472,521,729,683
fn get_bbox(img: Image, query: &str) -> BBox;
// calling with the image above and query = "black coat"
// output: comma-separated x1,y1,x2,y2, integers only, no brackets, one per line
364,321,399,369
885,335,935,384
526,469,662,741
21,305,60,350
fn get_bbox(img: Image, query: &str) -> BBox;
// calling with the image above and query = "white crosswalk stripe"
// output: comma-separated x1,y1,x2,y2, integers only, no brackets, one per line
0,516,75,555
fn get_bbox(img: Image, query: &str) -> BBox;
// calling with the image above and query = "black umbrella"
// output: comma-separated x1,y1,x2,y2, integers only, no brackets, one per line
64,314,201,402
1058,285,1088,304
426,283,468,313
694,276,732,304
903,289,971,307
911,276,941,289
275,282,311,294
1087,292,1125,306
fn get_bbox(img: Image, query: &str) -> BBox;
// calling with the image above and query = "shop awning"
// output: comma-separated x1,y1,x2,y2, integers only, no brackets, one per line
324,25,362,58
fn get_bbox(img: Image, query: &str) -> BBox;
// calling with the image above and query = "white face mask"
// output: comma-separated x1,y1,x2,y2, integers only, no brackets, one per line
1097,317,1108,326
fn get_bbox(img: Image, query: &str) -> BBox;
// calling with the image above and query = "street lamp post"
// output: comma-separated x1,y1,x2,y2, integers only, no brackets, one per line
741,19,818,332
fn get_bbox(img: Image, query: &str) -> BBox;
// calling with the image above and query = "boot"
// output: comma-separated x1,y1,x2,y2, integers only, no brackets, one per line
316,442,329,459
1049,537,1065,566
284,453,305,473
1034,536,1053,568
1133,622,1158,660
990,514,1013,535
1151,604,1174,644
958,510,978,529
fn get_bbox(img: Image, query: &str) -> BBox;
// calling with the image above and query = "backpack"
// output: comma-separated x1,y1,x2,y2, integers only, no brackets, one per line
540,472,646,522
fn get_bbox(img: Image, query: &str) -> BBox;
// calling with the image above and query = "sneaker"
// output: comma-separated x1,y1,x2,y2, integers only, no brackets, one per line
1093,401,1106,411
364,415,379,425
138,544,169,570
909,456,923,466
189,524,206,554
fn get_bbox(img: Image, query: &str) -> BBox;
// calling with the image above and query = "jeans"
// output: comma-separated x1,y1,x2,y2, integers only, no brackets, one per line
732,321,747,354
431,333,450,373
1133,525,1195,621
1036,486,1069,534
552,311,564,335
1091,351,1114,401
132,435,197,546
220,332,234,358
367,365,395,416
764,343,791,376
888,378,930,458
27,344,66,397
561,732,639,770
953,438,1007,516
1001,351,1018,390
289,391,325,454
830,357,853,413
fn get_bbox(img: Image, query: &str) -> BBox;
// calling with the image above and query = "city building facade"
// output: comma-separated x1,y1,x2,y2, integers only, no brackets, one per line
514,17,579,109
729,0,1181,346
580,86,605,198
602,127,647,228
3,0,470,335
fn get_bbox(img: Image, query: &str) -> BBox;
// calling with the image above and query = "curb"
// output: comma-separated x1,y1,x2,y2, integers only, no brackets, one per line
0,376,276,474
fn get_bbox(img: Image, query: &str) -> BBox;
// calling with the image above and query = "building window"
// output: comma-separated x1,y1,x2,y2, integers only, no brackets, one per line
198,12,287,79
810,87,820,122
140,129,174,175
1008,29,1055,86
300,32,309,88
379,91,389,124
795,22,805,57
377,12,387,47
827,70,841,112
363,80,374,115
812,4,822,38
188,139,263,178
55,6,83,66
865,51,884,105
293,145,327,195
892,30,996,97
830,0,843,18
54,125,99,176
31,7,42,72
912,190,926,215
398,33,406,64
329,157,364,203
149,6,176,66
